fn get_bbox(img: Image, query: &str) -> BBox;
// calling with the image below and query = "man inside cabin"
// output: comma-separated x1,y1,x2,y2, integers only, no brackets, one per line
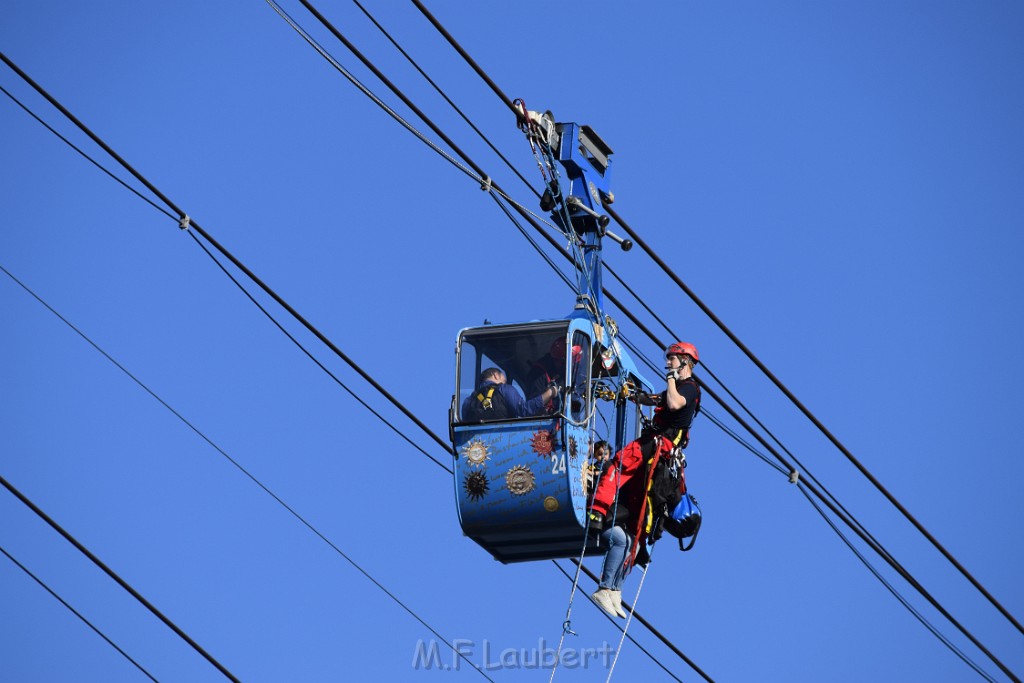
462,367,559,422
589,341,701,619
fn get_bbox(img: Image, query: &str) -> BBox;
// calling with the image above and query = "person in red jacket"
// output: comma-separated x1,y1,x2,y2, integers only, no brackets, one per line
590,342,700,618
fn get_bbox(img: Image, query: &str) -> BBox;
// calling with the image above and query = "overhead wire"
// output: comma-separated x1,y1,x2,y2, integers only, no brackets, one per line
286,13,1016,668
0,52,708,683
0,83,173,221
605,163,1024,640
549,561,690,683
0,474,242,683
0,263,495,682
0,542,161,683
794,487,999,683
408,0,1024,641
0,48,452,459
185,233,453,473
604,260,895,573
211,3,1024,671
9,5,1007,679
349,0,539,196
622,326,1018,680
620,335,1002,681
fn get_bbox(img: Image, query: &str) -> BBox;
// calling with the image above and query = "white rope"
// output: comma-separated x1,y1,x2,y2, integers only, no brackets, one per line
547,417,605,683
605,549,655,683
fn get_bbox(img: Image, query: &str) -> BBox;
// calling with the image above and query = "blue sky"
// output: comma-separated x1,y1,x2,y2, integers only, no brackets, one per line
2,2,1023,681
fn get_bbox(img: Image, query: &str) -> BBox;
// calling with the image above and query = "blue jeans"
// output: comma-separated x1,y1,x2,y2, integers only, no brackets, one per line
599,526,632,590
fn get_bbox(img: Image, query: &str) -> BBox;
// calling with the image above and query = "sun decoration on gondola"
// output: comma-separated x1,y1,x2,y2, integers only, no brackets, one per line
461,438,490,468
463,471,489,501
530,429,554,457
505,465,536,496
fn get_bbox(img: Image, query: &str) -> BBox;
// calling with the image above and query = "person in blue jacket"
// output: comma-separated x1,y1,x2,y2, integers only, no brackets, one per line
461,367,558,422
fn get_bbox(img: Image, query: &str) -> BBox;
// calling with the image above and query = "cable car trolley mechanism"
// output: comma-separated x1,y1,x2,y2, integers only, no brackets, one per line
449,110,653,563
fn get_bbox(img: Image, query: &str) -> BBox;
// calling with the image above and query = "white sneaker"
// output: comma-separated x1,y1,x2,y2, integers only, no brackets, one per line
609,590,628,619
591,589,618,618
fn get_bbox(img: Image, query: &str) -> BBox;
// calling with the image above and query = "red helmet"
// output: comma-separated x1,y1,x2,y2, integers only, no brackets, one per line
550,337,568,359
666,342,699,364
550,338,583,362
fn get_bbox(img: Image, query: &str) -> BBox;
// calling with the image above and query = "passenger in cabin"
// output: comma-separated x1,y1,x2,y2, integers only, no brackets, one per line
461,367,559,422
585,440,611,497
589,342,701,619
526,338,584,411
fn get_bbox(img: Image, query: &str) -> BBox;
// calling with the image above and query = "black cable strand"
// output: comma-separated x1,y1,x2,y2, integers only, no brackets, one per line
276,0,574,293
619,331,1001,682
2,33,774,683
0,263,496,681
0,81,454,472
0,83,174,221
617,307,1017,680
184,233,453,473
294,0,495,187
570,560,717,683
793,487,998,683
0,50,453,459
601,201,1024,638
549,562,690,683
245,20,711,673
0,543,161,683
617,320,1017,681
489,183,954,671
3,50,684,682
7,31,1003,681
404,5,1023,638
696,381,1021,683
605,258,894,574
236,24,1022,677
487,192,575,291
0,474,242,683
350,0,538,196
409,0,520,119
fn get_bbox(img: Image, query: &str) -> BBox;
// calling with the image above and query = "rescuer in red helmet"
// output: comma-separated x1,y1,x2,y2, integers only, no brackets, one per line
526,336,584,411
589,341,701,619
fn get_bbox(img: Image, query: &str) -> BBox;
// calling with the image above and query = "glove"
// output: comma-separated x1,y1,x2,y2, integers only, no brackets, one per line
666,369,679,381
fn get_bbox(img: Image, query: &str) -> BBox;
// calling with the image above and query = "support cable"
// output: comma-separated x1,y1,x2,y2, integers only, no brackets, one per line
0,264,495,682
571,560,717,683
0,542,160,683
696,382,1020,682
184,234,453,473
603,262,892,569
8,30,1000,681
610,302,1015,680
350,0,539,196
0,65,705,682
0,84,174,221
410,0,521,119
794,487,998,683
549,562,687,683
407,4,1024,638
604,200,1024,639
0,474,242,683
0,49,452,458
620,337,1006,680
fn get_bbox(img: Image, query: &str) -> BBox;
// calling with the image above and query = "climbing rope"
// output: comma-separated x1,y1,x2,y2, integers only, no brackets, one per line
606,547,656,682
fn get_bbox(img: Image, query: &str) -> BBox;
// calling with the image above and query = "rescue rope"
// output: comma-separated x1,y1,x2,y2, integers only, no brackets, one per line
547,423,610,683
606,549,655,683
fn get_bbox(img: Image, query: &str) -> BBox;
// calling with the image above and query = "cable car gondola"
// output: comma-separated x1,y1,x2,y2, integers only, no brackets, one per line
449,112,653,562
